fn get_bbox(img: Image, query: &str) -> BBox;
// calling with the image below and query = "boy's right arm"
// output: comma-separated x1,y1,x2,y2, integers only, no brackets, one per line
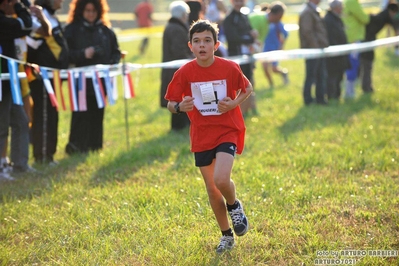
167,96,195,114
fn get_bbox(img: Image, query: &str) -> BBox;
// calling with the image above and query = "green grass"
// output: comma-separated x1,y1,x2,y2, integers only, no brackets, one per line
1,14,399,265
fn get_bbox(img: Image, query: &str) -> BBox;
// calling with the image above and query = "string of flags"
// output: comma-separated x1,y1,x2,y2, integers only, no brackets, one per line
2,35,399,109
0,54,137,111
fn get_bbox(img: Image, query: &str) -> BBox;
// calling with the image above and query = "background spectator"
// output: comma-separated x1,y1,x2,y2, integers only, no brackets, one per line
323,0,350,100
159,0,192,131
204,0,227,42
27,0,68,166
224,0,258,116
342,0,370,98
359,2,399,93
0,0,32,180
298,0,329,105
134,0,153,54
250,1,288,88
1,0,50,174
64,0,121,154
185,0,205,25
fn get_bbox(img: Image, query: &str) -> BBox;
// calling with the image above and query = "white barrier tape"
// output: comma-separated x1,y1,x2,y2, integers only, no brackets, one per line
138,36,399,69
1,36,399,79
254,36,399,62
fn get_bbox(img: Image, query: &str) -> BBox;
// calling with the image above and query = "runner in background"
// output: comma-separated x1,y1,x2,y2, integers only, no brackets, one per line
134,0,153,54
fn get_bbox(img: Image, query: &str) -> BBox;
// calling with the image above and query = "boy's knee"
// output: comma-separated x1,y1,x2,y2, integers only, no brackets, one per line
214,176,231,191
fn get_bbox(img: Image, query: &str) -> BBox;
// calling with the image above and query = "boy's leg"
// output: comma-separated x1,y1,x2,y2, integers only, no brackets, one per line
200,154,237,253
213,152,236,205
214,151,248,236
199,161,231,231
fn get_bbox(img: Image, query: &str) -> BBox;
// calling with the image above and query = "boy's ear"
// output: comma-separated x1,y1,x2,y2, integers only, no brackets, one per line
214,41,221,51
188,41,192,50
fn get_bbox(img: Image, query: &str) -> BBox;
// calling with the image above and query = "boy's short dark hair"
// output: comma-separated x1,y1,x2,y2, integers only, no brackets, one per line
189,20,219,44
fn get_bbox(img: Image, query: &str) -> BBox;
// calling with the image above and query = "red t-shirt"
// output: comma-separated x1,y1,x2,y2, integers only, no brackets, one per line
165,57,249,154
134,2,153,28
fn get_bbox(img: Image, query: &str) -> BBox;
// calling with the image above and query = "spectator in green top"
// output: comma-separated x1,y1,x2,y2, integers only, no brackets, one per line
342,0,370,98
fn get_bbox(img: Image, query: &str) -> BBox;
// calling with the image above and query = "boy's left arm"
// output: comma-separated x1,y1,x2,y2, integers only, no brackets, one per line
218,82,253,113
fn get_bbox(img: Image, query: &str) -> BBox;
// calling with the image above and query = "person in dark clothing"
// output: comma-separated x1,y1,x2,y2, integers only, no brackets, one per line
223,0,258,116
0,0,32,180
299,0,329,105
185,0,204,25
27,0,68,165
323,0,350,100
160,0,193,131
64,0,121,154
359,2,399,93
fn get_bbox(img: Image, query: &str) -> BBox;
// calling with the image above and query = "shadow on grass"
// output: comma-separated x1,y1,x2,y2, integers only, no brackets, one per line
0,104,189,202
88,126,190,187
0,126,190,201
0,154,88,203
255,85,276,100
383,49,399,67
278,92,375,138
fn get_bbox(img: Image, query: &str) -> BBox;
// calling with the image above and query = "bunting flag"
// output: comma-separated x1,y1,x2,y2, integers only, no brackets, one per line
24,64,40,82
67,70,78,111
112,75,118,102
123,71,135,99
7,59,23,105
78,71,87,111
40,67,58,108
53,70,66,111
103,69,115,105
92,70,106,108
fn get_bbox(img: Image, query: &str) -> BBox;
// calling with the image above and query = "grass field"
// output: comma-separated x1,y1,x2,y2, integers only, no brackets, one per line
1,11,399,265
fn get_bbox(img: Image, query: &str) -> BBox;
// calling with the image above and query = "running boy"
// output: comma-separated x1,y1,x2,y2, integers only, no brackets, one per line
165,20,253,253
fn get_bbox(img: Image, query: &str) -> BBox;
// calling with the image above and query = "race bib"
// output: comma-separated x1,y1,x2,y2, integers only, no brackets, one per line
191,79,227,116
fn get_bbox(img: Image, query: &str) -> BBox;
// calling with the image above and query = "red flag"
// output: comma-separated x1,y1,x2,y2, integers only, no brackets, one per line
124,72,135,99
40,67,58,109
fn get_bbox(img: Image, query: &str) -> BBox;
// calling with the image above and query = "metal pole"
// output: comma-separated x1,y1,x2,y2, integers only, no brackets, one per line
121,51,130,150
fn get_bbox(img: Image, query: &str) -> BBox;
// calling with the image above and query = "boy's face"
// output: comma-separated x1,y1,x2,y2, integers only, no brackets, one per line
188,30,220,66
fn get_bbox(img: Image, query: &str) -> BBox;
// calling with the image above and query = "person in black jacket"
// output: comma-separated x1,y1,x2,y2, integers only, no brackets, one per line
223,0,258,116
359,2,398,93
64,0,121,154
0,0,32,180
160,0,193,131
323,0,350,100
27,0,68,165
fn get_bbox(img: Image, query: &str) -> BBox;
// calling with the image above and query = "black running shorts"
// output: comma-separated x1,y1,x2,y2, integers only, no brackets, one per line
194,142,236,167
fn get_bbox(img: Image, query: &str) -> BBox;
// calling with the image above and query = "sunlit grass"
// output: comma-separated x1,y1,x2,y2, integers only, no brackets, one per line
1,10,398,265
